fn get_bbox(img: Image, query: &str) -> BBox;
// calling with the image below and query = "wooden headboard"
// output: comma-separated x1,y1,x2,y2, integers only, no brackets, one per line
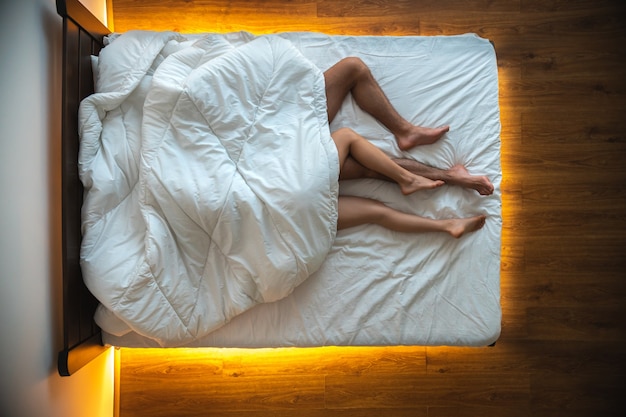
56,0,111,376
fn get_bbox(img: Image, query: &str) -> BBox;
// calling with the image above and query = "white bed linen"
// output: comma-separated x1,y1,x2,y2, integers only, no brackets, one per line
80,31,338,346
86,31,502,348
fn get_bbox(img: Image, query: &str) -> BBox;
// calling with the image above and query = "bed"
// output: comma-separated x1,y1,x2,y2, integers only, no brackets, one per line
57,0,502,373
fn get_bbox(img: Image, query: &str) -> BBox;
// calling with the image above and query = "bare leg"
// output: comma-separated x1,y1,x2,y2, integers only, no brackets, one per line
338,196,487,237
332,128,444,195
340,157,494,196
324,57,449,150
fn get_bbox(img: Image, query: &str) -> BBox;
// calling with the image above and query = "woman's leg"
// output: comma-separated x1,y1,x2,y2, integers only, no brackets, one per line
324,57,449,150
338,195,487,238
340,157,495,196
332,128,444,195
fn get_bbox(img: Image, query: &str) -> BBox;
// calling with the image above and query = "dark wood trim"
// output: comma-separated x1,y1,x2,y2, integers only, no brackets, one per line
57,0,110,38
57,0,110,377
58,333,107,377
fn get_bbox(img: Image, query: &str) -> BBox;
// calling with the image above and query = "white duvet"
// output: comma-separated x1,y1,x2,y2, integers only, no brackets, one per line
82,31,502,348
79,31,339,346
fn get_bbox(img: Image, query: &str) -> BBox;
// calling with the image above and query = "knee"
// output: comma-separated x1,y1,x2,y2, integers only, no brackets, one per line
332,127,357,139
332,127,362,148
331,127,357,152
341,56,370,79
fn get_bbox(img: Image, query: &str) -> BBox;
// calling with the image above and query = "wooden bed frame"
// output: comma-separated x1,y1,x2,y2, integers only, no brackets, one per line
55,2,500,374
56,0,111,376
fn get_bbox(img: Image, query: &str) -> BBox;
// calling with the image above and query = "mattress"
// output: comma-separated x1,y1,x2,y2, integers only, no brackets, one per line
83,31,502,348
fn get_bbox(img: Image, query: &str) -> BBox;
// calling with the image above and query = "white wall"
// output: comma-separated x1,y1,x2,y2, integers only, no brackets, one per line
0,0,114,416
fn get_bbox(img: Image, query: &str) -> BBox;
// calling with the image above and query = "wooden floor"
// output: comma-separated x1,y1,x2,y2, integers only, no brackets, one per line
112,1,626,416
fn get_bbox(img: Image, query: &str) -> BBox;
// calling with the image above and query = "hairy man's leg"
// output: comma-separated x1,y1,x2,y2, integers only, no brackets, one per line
324,57,449,150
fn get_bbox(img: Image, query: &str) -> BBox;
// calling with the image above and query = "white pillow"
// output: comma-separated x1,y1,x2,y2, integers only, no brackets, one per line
90,55,99,88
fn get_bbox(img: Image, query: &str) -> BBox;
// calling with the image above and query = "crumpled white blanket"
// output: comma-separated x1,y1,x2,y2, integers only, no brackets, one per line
79,31,339,346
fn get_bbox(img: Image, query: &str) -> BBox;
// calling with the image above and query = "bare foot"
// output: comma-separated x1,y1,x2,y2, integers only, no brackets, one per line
447,215,487,238
396,125,450,150
400,175,445,195
447,165,494,196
